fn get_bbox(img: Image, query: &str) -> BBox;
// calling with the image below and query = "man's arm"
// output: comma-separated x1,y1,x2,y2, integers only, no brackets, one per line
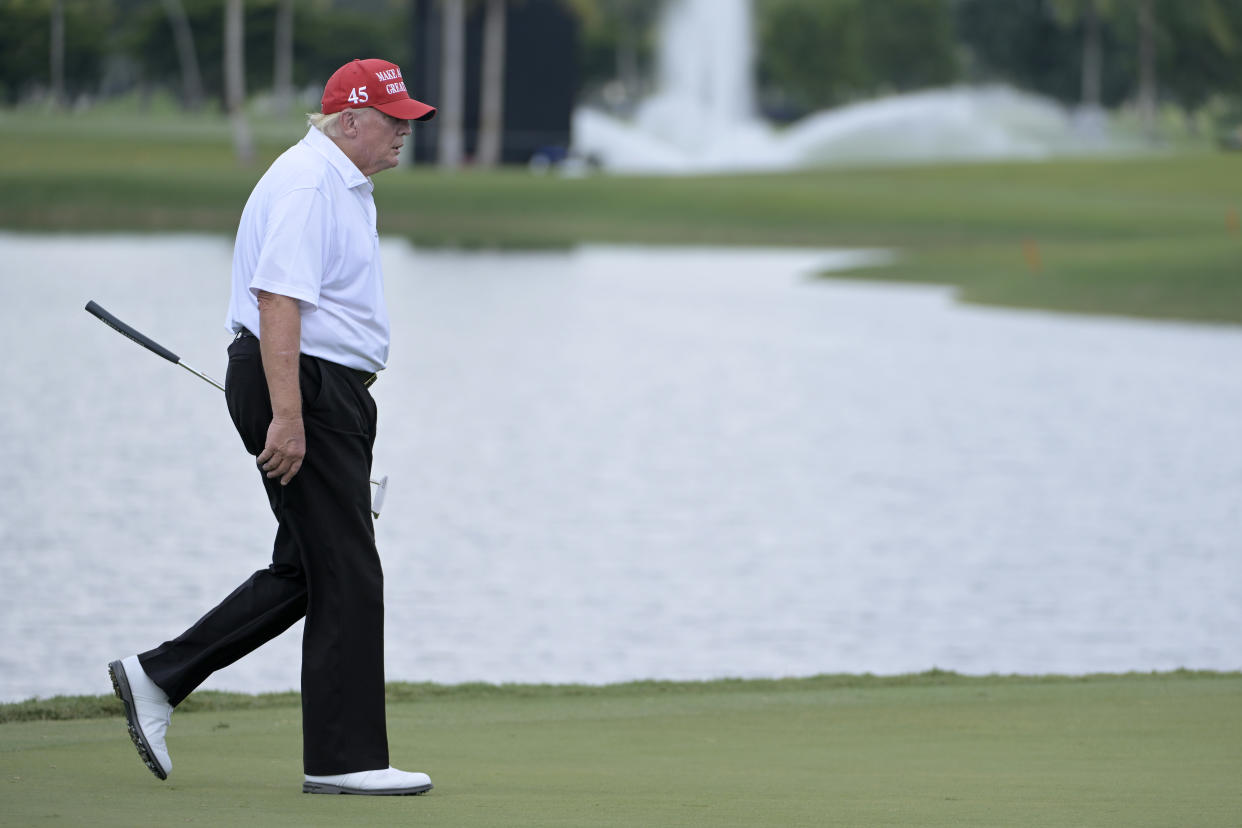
256,290,306,485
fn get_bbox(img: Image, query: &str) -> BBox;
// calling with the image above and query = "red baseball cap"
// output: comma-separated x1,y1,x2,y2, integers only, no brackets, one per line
321,58,436,122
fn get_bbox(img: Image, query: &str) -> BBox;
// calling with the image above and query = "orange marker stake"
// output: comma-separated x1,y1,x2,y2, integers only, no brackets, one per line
1022,239,1042,273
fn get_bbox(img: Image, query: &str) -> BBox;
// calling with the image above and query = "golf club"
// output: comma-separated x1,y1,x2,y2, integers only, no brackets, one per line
85,300,389,518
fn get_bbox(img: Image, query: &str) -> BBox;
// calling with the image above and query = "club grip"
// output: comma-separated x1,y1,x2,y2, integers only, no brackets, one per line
85,300,181,364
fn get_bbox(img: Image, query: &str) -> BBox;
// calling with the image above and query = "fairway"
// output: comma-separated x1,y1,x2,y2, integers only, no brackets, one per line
1,109,1239,325
2,673,1239,826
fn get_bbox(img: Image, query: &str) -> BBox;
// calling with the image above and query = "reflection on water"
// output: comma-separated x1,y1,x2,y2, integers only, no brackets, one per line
1,233,1239,702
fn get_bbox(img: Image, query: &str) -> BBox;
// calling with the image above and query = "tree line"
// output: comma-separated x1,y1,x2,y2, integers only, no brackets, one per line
0,0,410,109
756,0,1242,130
4,1,1241,135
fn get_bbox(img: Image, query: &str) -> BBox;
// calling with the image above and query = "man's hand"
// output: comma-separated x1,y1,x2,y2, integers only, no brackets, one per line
257,289,305,485
258,415,305,485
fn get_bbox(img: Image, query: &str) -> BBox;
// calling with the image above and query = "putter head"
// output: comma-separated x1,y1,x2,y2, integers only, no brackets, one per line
370,474,388,519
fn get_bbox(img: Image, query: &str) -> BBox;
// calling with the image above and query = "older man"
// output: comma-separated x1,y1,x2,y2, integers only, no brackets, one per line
108,59,436,796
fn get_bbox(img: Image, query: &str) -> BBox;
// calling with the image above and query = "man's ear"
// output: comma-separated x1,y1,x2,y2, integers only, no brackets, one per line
340,109,358,138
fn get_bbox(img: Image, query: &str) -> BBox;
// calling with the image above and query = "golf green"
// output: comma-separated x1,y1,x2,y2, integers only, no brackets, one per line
3,672,1238,826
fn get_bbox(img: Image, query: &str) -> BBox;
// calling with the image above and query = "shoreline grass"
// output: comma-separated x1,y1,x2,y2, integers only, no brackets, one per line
2,110,1239,325
3,668,1236,724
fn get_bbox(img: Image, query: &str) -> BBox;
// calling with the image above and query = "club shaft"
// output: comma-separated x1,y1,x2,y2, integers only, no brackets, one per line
85,300,384,489
177,360,226,392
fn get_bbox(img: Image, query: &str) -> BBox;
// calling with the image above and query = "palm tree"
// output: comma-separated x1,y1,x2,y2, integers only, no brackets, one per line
50,0,65,107
1050,0,1111,111
224,0,255,163
563,0,662,104
161,0,204,110
1136,0,1156,136
273,0,294,115
438,0,467,168
476,0,507,167
1080,0,1103,109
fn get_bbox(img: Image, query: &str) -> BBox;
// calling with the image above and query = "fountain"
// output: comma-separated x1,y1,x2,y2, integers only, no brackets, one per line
571,0,1126,174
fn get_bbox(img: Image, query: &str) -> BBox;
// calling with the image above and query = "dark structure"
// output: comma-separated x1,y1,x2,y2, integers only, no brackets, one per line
410,0,579,165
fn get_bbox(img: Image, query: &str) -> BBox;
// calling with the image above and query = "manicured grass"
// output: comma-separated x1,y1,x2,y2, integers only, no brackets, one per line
2,108,1240,323
2,672,1239,827
833,235,1242,324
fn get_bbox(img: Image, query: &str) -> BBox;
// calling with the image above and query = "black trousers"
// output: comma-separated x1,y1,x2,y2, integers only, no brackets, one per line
138,334,389,775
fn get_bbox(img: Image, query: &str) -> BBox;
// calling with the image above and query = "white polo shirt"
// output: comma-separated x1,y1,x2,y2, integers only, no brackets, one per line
226,126,390,373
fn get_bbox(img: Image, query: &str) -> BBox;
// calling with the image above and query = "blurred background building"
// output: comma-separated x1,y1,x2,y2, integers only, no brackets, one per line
408,0,578,166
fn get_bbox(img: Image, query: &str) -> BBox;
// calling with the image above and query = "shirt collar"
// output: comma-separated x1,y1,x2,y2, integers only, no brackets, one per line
302,126,373,193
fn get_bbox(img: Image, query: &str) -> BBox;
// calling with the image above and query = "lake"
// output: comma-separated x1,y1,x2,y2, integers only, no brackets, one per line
1,233,1239,702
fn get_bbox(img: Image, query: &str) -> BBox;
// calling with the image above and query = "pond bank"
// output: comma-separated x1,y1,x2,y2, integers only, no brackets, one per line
1,113,1239,324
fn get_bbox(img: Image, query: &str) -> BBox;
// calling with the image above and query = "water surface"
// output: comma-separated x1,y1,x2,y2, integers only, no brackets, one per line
1,234,1238,702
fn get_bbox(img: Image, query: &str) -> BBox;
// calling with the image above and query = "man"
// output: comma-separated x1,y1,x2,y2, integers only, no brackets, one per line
107,58,436,796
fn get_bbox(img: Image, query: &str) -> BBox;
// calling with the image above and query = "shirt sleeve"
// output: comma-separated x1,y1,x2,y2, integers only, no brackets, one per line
247,185,333,310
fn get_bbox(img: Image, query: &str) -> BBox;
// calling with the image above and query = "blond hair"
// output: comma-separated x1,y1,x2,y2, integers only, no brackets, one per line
307,111,345,138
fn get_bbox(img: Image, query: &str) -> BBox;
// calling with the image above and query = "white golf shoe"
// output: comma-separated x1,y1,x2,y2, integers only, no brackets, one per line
303,766,433,795
108,655,173,780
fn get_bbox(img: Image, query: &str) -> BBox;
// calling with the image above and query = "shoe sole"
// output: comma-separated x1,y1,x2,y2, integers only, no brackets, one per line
302,781,433,795
108,660,168,781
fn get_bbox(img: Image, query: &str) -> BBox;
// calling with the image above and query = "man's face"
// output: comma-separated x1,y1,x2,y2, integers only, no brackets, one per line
348,108,412,176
